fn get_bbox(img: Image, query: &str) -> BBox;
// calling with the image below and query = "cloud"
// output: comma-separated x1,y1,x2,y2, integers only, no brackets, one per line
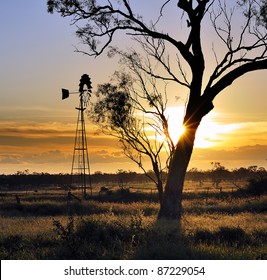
193,145,266,160
0,119,128,173
0,117,266,174
190,144,267,170
0,154,24,165
0,150,71,165
0,120,74,136
88,149,130,164
197,120,267,148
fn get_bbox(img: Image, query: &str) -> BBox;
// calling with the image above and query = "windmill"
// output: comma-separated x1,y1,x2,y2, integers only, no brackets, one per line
62,74,92,198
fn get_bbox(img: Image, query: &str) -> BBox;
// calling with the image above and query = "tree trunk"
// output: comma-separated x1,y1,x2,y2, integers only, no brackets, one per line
156,180,164,205
153,161,164,205
158,123,200,219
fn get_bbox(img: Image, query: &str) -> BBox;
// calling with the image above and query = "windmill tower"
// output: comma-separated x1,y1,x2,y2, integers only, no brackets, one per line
61,74,93,198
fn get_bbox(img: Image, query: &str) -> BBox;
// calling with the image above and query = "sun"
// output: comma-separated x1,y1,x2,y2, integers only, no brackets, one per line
160,107,241,149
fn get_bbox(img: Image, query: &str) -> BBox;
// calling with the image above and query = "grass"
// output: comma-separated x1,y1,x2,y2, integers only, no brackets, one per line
0,181,266,259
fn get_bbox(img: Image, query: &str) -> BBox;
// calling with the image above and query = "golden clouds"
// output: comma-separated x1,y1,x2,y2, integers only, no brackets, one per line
0,112,266,174
190,145,267,170
0,120,129,174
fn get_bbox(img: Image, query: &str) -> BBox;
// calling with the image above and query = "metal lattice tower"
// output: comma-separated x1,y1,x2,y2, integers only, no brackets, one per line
62,74,93,198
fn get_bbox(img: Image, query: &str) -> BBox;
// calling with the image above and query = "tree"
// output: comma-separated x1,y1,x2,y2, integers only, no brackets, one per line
90,71,174,204
48,0,267,219
209,162,230,190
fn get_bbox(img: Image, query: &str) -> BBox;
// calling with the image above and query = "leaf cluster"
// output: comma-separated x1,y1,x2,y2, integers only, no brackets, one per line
92,80,133,130
238,0,267,27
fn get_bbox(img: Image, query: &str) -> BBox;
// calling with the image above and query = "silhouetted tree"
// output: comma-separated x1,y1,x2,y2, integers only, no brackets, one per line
187,168,205,187
48,0,267,219
209,162,230,190
90,73,173,204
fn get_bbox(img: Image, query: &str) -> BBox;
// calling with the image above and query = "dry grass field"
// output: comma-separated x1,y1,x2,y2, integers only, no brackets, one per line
0,180,266,259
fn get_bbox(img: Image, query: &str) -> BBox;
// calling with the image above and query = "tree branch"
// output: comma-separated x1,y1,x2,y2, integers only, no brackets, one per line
204,59,267,100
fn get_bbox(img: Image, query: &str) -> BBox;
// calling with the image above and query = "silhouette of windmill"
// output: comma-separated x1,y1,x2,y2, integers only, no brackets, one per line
61,74,93,198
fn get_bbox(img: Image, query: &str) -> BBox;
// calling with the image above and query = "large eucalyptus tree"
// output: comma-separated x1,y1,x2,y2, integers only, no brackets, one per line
48,0,267,219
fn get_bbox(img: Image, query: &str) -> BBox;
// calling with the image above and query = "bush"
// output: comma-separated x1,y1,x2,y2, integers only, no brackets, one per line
50,210,145,259
194,227,248,247
246,178,267,196
217,227,247,246
194,230,215,244
0,235,27,259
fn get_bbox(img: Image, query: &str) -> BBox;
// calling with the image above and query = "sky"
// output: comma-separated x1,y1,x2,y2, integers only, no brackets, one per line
0,0,266,175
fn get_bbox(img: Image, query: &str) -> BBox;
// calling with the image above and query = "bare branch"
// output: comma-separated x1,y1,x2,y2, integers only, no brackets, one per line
206,0,267,92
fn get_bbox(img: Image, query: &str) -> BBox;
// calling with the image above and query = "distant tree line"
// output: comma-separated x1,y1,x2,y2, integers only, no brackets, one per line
0,164,266,191
187,163,267,189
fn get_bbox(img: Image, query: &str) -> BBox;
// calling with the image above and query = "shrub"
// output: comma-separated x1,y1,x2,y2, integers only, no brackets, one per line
194,230,215,244
194,226,248,247
216,227,247,246
0,235,23,259
246,178,267,196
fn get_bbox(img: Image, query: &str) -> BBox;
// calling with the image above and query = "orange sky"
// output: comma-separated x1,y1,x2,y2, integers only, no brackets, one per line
0,1,266,174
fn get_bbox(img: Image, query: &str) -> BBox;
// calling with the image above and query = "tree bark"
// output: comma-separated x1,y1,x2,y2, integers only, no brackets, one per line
158,122,200,219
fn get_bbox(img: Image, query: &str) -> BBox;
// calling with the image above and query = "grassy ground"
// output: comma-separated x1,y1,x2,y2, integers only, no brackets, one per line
0,181,266,259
